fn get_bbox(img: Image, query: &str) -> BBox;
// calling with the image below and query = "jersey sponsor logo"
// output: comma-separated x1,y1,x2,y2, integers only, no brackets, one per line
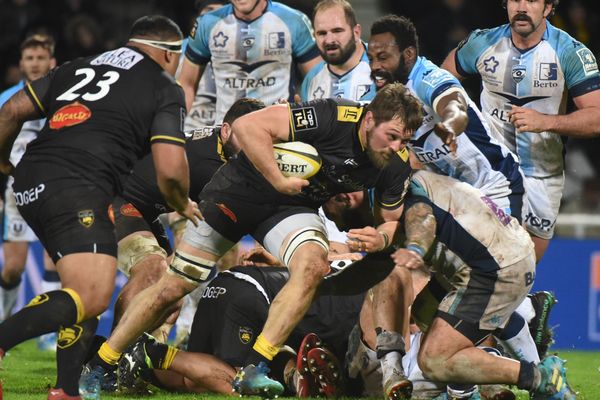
292,107,317,130
225,60,275,74
9,218,26,237
14,183,45,206
239,326,254,344
336,106,362,123
268,32,285,49
216,203,237,222
421,68,449,87
91,47,144,70
524,211,554,232
49,102,91,130
576,48,599,76
189,126,216,140
57,324,83,349
213,31,229,47
120,203,142,218
356,84,371,100
78,209,95,228
483,56,499,73
511,64,526,83
201,286,226,299
539,63,558,80
312,86,325,99
412,143,453,163
224,77,276,89
480,196,511,226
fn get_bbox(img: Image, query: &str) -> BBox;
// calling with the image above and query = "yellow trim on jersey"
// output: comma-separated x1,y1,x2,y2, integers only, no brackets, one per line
337,106,363,122
26,83,46,114
378,198,403,209
151,135,186,144
287,104,295,141
217,136,226,162
397,147,409,162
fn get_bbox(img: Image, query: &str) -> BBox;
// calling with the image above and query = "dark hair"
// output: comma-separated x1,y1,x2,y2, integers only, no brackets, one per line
20,33,55,56
313,0,357,28
130,15,183,41
367,83,424,132
223,98,266,124
370,15,419,55
501,0,559,17
194,0,228,13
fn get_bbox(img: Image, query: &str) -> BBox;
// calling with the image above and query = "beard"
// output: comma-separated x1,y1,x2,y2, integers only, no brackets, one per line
366,130,391,169
370,54,411,89
321,39,356,66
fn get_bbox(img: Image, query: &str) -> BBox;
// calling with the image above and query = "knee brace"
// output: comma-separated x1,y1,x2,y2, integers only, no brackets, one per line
118,234,167,277
168,251,216,285
281,228,328,266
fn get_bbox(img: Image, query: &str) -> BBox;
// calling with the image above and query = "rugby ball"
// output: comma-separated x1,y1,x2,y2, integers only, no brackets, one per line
273,141,322,179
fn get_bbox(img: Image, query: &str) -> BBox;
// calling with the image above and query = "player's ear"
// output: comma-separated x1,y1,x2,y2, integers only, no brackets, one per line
220,122,231,142
50,57,57,69
354,24,361,42
403,46,417,65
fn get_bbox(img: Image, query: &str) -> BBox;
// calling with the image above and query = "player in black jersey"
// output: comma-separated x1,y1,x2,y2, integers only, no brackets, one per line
83,83,424,397
111,98,265,334
0,16,202,399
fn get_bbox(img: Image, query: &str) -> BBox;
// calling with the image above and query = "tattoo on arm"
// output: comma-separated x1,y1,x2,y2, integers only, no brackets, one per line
404,202,436,252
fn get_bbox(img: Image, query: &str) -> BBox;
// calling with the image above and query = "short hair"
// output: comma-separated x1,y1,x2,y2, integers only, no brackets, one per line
129,15,183,41
20,34,55,57
313,0,357,28
501,0,559,17
370,15,419,55
223,98,266,124
194,0,227,13
367,83,424,132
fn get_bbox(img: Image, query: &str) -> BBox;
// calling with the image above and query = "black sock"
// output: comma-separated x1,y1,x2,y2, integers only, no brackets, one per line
245,348,271,367
0,290,79,351
56,318,99,396
0,274,20,289
517,360,537,391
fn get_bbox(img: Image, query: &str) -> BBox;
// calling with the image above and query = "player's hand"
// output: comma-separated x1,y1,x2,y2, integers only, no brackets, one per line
239,246,282,267
273,176,310,196
177,199,203,227
346,226,386,253
434,121,459,153
391,248,424,270
328,252,363,262
508,106,550,133
0,160,15,175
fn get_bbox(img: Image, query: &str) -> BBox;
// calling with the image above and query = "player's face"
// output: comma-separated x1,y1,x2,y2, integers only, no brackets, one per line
368,32,410,90
506,0,551,38
365,113,412,168
313,6,359,66
230,0,266,19
20,47,54,82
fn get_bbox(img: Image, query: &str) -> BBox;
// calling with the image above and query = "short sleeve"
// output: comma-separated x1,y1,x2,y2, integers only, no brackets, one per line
374,149,412,210
26,68,59,116
291,11,319,63
455,29,488,77
150,82,187,147
560,43,600,98
184,14,214,65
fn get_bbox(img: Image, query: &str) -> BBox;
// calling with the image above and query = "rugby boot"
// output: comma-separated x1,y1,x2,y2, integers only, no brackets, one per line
295,333,322,397
528,291,557,358
117,335,154,394
232,362,284,398
306,346,344,397
381,352,412,400
47,388,82,400
79,363,117,394
531,355,577,399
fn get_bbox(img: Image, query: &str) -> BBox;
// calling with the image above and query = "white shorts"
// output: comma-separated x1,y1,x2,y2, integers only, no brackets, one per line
522,174,564,240
3,177,37,242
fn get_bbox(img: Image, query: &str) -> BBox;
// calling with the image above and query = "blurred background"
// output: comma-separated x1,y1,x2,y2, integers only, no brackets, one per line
0,0,599,349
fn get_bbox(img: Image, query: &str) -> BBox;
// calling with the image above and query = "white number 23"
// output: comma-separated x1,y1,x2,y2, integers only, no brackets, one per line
57,68,120,102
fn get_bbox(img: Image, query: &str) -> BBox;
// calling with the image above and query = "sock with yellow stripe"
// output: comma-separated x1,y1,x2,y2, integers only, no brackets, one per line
56,317,99,396
0,289,83,351
246,334,280,366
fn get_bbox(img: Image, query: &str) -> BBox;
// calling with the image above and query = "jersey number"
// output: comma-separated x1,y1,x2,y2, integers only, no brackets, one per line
57,68,120,101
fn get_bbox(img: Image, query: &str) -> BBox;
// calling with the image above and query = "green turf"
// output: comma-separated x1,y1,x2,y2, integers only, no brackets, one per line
2,340,599,399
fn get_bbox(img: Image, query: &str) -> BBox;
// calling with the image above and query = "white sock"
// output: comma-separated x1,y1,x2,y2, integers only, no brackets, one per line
380,350,404,384
515,297,535,323
498,323,540,364
41,279,61,293
0,285,20,321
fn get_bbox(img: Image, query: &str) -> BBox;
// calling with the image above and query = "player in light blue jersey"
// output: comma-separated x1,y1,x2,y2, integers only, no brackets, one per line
299,0,375,102
367,15,525,222
179,0,321,123
442,0,600,261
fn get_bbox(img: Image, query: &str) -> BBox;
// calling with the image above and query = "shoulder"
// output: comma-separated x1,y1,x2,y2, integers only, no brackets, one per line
0,81,24,107
458,25,510,52
269,1,308,18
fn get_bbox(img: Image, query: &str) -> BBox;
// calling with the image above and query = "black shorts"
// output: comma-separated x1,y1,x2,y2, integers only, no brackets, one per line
187,273,269,367
111,196,172,255
13,161,117,263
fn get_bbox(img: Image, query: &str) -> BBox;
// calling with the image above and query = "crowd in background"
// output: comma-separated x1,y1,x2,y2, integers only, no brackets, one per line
1,0,599,220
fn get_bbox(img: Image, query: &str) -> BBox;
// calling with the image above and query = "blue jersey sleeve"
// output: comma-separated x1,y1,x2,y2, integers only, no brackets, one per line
455,26,508,77
558,41,600,98
413,65,462,109
299,63,321,101
282,7,319,63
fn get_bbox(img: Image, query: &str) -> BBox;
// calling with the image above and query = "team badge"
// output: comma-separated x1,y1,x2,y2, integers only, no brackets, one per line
576,48,599,76
511,64,526,83
58,324,84,349
291,107,317,131
120,203,142,218
27,293,49,307
78,209,95,228
239,326,254,344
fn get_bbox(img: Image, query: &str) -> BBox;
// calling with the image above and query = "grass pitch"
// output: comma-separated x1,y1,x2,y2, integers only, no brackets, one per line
2,340,600,399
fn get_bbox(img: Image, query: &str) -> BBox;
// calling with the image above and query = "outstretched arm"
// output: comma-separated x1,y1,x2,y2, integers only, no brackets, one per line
391,201,436,270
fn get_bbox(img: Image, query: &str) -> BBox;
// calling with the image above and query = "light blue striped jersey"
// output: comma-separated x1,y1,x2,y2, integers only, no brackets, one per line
300,42,375,102
455,22,600,177
185,0,319,123
407,57,524,216
181,38,217,128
